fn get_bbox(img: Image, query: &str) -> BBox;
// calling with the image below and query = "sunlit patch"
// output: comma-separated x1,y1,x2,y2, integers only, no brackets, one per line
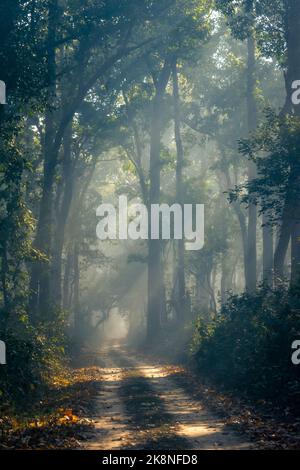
177,423,218,438
84,347,251,450
96,367,124,381
136,365,185,379
89,417,132,450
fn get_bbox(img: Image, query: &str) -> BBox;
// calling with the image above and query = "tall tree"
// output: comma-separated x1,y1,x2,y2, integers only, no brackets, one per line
245,5,258,292
147,59,171,341
172,59,186,321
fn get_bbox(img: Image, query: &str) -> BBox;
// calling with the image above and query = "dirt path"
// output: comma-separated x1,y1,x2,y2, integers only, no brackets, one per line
85,344,252,450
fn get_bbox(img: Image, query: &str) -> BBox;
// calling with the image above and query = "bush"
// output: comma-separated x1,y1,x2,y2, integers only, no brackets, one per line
192,285,300,401
0,317,66,405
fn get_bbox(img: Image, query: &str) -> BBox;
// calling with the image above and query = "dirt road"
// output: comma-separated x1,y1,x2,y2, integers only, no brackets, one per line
85,344,252,450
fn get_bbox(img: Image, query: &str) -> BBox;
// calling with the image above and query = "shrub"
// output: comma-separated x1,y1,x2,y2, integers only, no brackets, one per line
192,285,300,401
0,317,67,405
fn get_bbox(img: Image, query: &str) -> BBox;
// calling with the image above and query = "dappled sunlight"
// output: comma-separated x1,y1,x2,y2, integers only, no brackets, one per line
2,0,299,454
96,367,124,382
178,423,216,437
133,365,186,379
84,346,252,450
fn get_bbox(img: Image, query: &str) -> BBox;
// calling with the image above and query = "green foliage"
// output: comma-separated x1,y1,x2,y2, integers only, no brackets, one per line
0,322,66,404
192,286,300,400
231,109,300,224
216,0,287,63
0,0,299,430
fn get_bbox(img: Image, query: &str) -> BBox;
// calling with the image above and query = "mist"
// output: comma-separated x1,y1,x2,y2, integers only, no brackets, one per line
1,0,300,453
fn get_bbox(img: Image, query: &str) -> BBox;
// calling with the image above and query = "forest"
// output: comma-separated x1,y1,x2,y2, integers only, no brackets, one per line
1,0,300,452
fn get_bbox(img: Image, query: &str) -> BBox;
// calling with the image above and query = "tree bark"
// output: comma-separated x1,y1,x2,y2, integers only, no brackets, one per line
246,29,258,293
172,60,186,322
262,213,273,286
73,242,81,341
29,0,58,320
63,245,73,310
51,120,74,307
274,196,293,284
147,60,171,342
222,165,248,288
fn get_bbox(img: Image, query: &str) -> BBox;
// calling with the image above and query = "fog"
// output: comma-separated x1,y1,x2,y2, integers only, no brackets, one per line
2,3,300,446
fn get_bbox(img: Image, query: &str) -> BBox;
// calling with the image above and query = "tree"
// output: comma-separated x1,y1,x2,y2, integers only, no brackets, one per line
172,59,187,321
29,0,187,319
0,0,48,326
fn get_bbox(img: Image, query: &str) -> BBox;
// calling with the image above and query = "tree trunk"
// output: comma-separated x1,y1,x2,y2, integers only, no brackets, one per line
195,272,210,317
221,252,231,305
172,60,186,322
147,61,171,342
222,165,248,289
63,246,73,310
147,94,163,341
73,242,81,343
274,197,293,284
262,213,273,286
246,29,258,293
51,121,74,307
29,0,58,320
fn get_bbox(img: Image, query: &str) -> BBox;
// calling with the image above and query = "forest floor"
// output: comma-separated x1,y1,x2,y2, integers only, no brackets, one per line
83,343,251,450
1,342,300,449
